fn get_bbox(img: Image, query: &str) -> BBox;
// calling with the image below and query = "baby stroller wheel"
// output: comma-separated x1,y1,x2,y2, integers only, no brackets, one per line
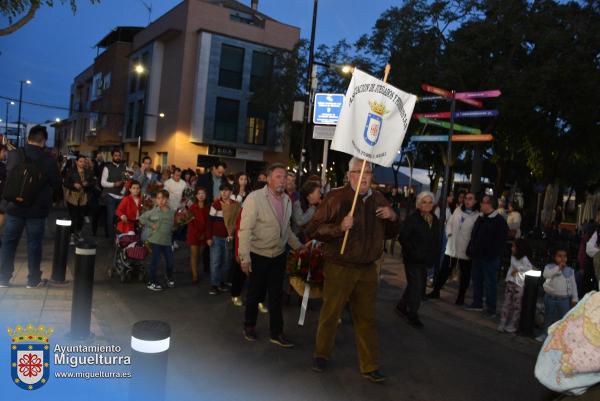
120,269,129,283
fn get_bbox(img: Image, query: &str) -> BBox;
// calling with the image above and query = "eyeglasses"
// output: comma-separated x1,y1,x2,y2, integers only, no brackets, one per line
349,170,373,175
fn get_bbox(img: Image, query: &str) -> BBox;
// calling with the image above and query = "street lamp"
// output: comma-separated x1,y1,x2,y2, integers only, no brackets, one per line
55,118,61,123
133,65,147,164
17,79,31,147
5,101,15,140
134,64,145,74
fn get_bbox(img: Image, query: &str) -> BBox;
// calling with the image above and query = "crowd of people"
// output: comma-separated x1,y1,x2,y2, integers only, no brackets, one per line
0,125,598,386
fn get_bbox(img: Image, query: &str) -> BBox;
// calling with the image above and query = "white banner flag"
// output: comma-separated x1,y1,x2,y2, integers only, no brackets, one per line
331,68,417,167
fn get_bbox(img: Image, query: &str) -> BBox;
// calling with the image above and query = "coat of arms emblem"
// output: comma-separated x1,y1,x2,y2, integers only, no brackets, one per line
363,100,388,146
8,324,53,390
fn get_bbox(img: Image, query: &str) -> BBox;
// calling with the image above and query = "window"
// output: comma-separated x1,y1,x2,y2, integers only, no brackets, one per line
218,45,244,89
89,112,98,134
103,73,111,90
246,103,268,145
250,51,273,92
138,52,149,91
214,97,239,142
135,99,145,138
129,60,138,93
158,152,168,168
126,102,135,138
91,73,103,100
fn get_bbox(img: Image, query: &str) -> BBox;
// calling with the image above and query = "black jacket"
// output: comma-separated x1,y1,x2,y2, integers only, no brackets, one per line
195,172,220,204
400,211,441,266
63,166,96,193
468,211,509,261
5,144,61,218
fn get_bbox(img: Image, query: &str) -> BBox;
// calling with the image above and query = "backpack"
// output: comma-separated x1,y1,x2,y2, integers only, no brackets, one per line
3,149,44,207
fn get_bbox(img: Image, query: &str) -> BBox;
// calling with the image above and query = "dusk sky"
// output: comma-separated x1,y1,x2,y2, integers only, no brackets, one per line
0,0,397,124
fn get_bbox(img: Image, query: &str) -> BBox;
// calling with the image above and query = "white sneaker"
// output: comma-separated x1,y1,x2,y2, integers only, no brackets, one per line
232,297,243,307
84,216,91,224
258,302,268,314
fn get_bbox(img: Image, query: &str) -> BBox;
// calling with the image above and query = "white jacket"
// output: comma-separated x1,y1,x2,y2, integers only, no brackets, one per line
585,232,600,258
445,207,479,260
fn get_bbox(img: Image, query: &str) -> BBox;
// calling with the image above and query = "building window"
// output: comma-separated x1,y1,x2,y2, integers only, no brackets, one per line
246,103,267,145
218,44,244,89
126,102,135,138
129,60,138,94
214,97,239,142
135,99,145,138
138,52,150,91
250,51,273,92
158,152,168,168
103,73,111,90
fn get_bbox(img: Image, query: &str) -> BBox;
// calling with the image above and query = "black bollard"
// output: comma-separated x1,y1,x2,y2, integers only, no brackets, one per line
50,218,71,284
130,320,171,401
519,269,542,336
66,241,97,341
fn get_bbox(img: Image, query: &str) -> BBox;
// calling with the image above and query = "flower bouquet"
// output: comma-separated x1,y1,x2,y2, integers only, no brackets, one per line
120,170,134,195
182,186,195,207
287,241,324,299
174,207,195,228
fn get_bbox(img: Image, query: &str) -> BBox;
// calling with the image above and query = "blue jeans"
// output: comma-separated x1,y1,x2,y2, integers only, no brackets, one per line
544,294,570,331
0,214,46,286
209,236,232,286
471,258,500,313
105,195,121,239
148,243,174,283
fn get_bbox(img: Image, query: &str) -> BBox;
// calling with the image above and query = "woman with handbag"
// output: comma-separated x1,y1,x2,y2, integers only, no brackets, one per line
63,155,95,243
187,187,209,284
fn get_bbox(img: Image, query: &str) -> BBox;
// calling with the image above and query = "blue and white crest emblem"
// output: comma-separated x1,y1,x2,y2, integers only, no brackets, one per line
8,324,53,390
363,100,388,146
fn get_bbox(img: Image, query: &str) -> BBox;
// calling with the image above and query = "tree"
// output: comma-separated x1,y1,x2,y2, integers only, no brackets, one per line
0,0,100,36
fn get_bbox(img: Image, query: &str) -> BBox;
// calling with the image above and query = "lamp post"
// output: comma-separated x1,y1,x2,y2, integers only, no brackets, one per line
17,80,31,147
133,64,146,164
5,101,15,140
299,0,318,180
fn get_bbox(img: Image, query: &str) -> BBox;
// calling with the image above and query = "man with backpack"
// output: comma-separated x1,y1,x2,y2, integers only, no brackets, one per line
0,126,61,288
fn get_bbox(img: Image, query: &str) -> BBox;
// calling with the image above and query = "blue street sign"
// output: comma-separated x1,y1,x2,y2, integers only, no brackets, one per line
313,93,344,125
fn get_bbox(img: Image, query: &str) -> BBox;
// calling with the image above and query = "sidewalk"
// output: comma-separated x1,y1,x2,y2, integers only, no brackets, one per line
0,212,555,401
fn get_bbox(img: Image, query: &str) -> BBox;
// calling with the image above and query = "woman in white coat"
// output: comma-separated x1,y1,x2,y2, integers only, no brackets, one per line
428,192,479,305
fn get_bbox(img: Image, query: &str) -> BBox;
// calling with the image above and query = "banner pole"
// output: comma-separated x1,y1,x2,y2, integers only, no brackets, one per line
340,64,391,255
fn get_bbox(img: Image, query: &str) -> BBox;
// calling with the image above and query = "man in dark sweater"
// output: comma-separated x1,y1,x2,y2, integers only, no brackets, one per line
465,195,509,317
0,126,61,288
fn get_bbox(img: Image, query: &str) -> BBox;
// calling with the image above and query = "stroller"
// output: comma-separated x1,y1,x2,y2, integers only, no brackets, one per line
108,231,148,283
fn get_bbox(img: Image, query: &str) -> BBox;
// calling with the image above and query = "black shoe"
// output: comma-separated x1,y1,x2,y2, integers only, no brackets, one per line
483,310,497,319
146,282,164,291
243,326,257,342
218,284,229,293
394,304,408,317
454,298,464,306
408,317,424,329
426,291,440,299
464,303,484,311
209,286,219,295
312,357,327,373
269,334,295,348
26,279,48,289
362,370,387,383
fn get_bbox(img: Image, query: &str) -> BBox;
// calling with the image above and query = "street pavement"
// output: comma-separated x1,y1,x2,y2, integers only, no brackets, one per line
0,211,557,401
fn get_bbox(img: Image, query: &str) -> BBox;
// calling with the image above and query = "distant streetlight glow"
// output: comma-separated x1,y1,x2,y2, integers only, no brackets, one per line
55,118,61,122
25,80,32,85
158,112,165,118
10,101,15,105
341,65,353,74
134,64,145,74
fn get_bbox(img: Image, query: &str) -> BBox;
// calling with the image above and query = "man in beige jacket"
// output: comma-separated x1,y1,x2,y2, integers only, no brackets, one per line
238,163,304,347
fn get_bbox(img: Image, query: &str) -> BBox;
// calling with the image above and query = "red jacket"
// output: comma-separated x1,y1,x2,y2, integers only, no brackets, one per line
115,195,142,234
187,203,209,246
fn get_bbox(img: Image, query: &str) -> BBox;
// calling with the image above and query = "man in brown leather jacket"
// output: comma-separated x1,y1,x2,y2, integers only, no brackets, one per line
306,157,399,383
